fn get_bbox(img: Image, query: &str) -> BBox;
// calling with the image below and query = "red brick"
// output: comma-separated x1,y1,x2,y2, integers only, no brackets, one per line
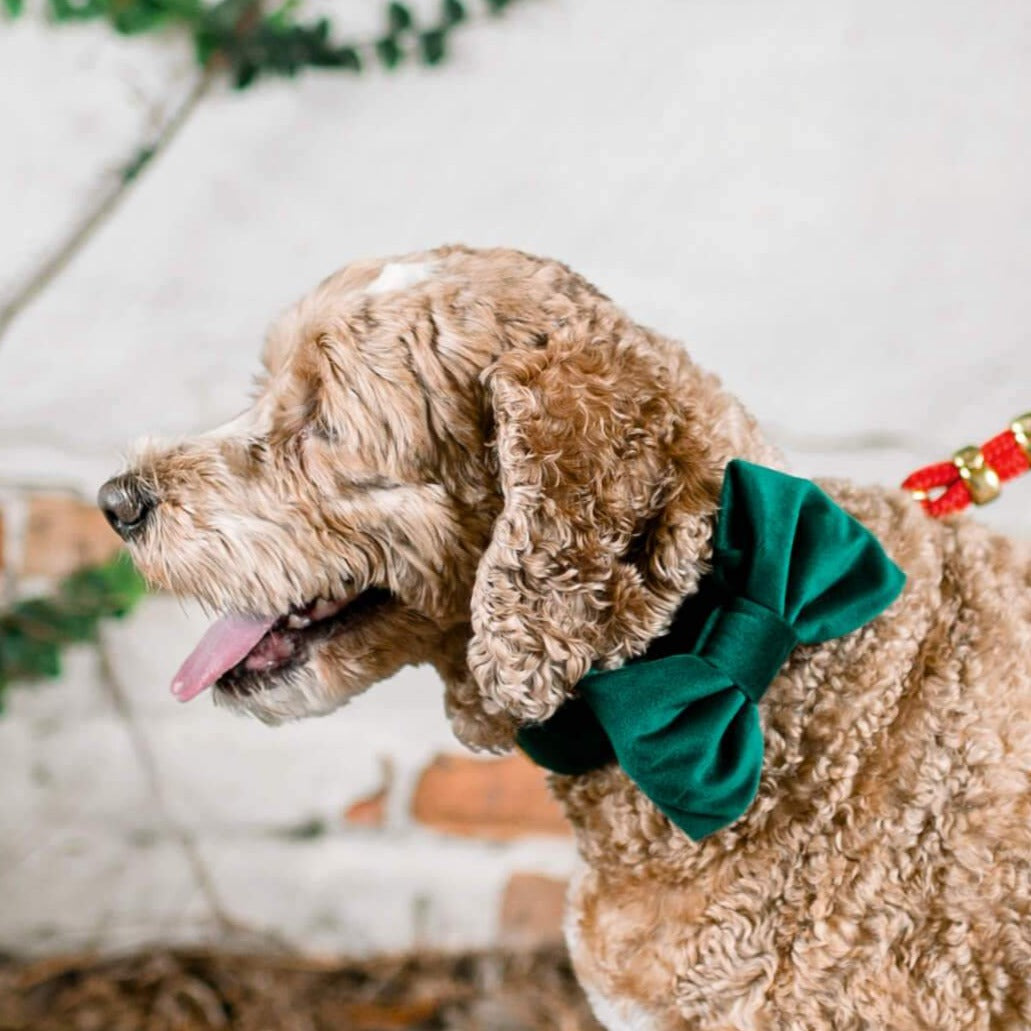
22,494,121,578
411,753,571,840
499,873,569,947
344,785,388,828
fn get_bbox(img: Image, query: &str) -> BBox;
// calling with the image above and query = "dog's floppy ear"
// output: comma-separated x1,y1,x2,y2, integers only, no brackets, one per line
462,321,724,749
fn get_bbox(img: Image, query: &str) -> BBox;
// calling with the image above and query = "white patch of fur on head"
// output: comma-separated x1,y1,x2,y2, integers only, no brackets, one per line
365,261,435,295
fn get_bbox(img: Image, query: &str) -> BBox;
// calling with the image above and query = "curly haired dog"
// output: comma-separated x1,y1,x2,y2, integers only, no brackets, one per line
100,246,1031,1030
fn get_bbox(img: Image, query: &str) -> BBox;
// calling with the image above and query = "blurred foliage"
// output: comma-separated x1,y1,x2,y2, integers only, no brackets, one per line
0,552,147,708
3,0,519,88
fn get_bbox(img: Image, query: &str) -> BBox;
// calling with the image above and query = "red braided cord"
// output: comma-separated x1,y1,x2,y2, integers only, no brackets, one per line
982,430,1029,481
901,461,956,494
902,418,1030,517
925,481,972,518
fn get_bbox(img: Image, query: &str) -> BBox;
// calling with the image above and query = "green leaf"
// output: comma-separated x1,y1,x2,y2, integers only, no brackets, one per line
58,554,148,623
3,0,25,18
205,0,255,27
386,1,412,33
266,0,301,29
280,816,328,840
112,6,165,34
419,27,446,66
10,599,97,644
48,0,108,21
163,0,204,17
234,60,259,88
0,554,147,697
375,33,403,69
326,44,361,72
441,0,464,27
193,21,223,67
0,626,62,682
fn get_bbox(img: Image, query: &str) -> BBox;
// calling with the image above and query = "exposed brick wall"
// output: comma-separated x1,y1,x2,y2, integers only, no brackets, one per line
344,786,389,829
411,753,571,841
22,494,121,578
499,873,569,947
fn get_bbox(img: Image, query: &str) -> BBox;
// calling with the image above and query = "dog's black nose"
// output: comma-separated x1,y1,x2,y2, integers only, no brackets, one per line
97,475,154,538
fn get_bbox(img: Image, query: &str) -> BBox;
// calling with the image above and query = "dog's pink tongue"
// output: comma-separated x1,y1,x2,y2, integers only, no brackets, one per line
171,614,277,702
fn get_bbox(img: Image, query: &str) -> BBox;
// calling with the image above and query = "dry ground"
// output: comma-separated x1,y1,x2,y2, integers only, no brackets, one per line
0,946,602,1031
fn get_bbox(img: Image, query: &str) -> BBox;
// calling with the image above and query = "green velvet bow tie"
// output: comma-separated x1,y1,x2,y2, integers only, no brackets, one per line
517,459,906,841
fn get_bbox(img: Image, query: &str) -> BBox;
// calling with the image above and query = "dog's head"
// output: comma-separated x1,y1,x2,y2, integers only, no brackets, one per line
101,246,770,748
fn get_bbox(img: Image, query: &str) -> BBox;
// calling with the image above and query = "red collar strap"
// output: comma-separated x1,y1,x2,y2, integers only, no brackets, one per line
903,412,1031,517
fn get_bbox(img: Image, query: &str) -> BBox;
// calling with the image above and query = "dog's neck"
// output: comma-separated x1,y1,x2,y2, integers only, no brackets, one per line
444,357,784,753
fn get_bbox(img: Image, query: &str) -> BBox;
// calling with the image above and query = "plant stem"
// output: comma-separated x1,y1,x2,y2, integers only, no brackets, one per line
0,67,215,346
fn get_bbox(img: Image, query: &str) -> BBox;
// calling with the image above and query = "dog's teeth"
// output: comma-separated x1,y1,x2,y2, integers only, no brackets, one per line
309,598,345,621
287,614,312,629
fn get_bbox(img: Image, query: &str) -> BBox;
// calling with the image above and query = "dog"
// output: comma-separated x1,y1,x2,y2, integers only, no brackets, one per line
100,246,1031,1029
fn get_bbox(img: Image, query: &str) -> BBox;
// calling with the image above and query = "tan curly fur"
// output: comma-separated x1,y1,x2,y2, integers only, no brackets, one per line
112,246,1031,1029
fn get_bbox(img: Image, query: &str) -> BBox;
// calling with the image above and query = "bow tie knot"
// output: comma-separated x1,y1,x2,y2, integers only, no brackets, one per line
695,596,797,705
518,459,906,841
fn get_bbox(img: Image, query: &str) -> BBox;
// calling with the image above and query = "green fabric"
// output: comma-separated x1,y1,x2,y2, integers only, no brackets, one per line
517,459,906,840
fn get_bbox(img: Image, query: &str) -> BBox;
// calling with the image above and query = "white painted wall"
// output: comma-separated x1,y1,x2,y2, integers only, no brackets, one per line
1,0,1028,956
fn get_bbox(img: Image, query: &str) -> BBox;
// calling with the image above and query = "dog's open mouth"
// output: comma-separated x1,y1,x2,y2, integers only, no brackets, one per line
170,587,393,701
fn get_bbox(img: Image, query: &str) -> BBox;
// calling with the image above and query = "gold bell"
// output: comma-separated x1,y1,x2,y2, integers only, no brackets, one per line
1012,412,1031,462
952,445,1002,506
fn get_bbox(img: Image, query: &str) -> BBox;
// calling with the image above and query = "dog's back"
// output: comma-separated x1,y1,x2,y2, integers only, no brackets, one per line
557,485,1031,1029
